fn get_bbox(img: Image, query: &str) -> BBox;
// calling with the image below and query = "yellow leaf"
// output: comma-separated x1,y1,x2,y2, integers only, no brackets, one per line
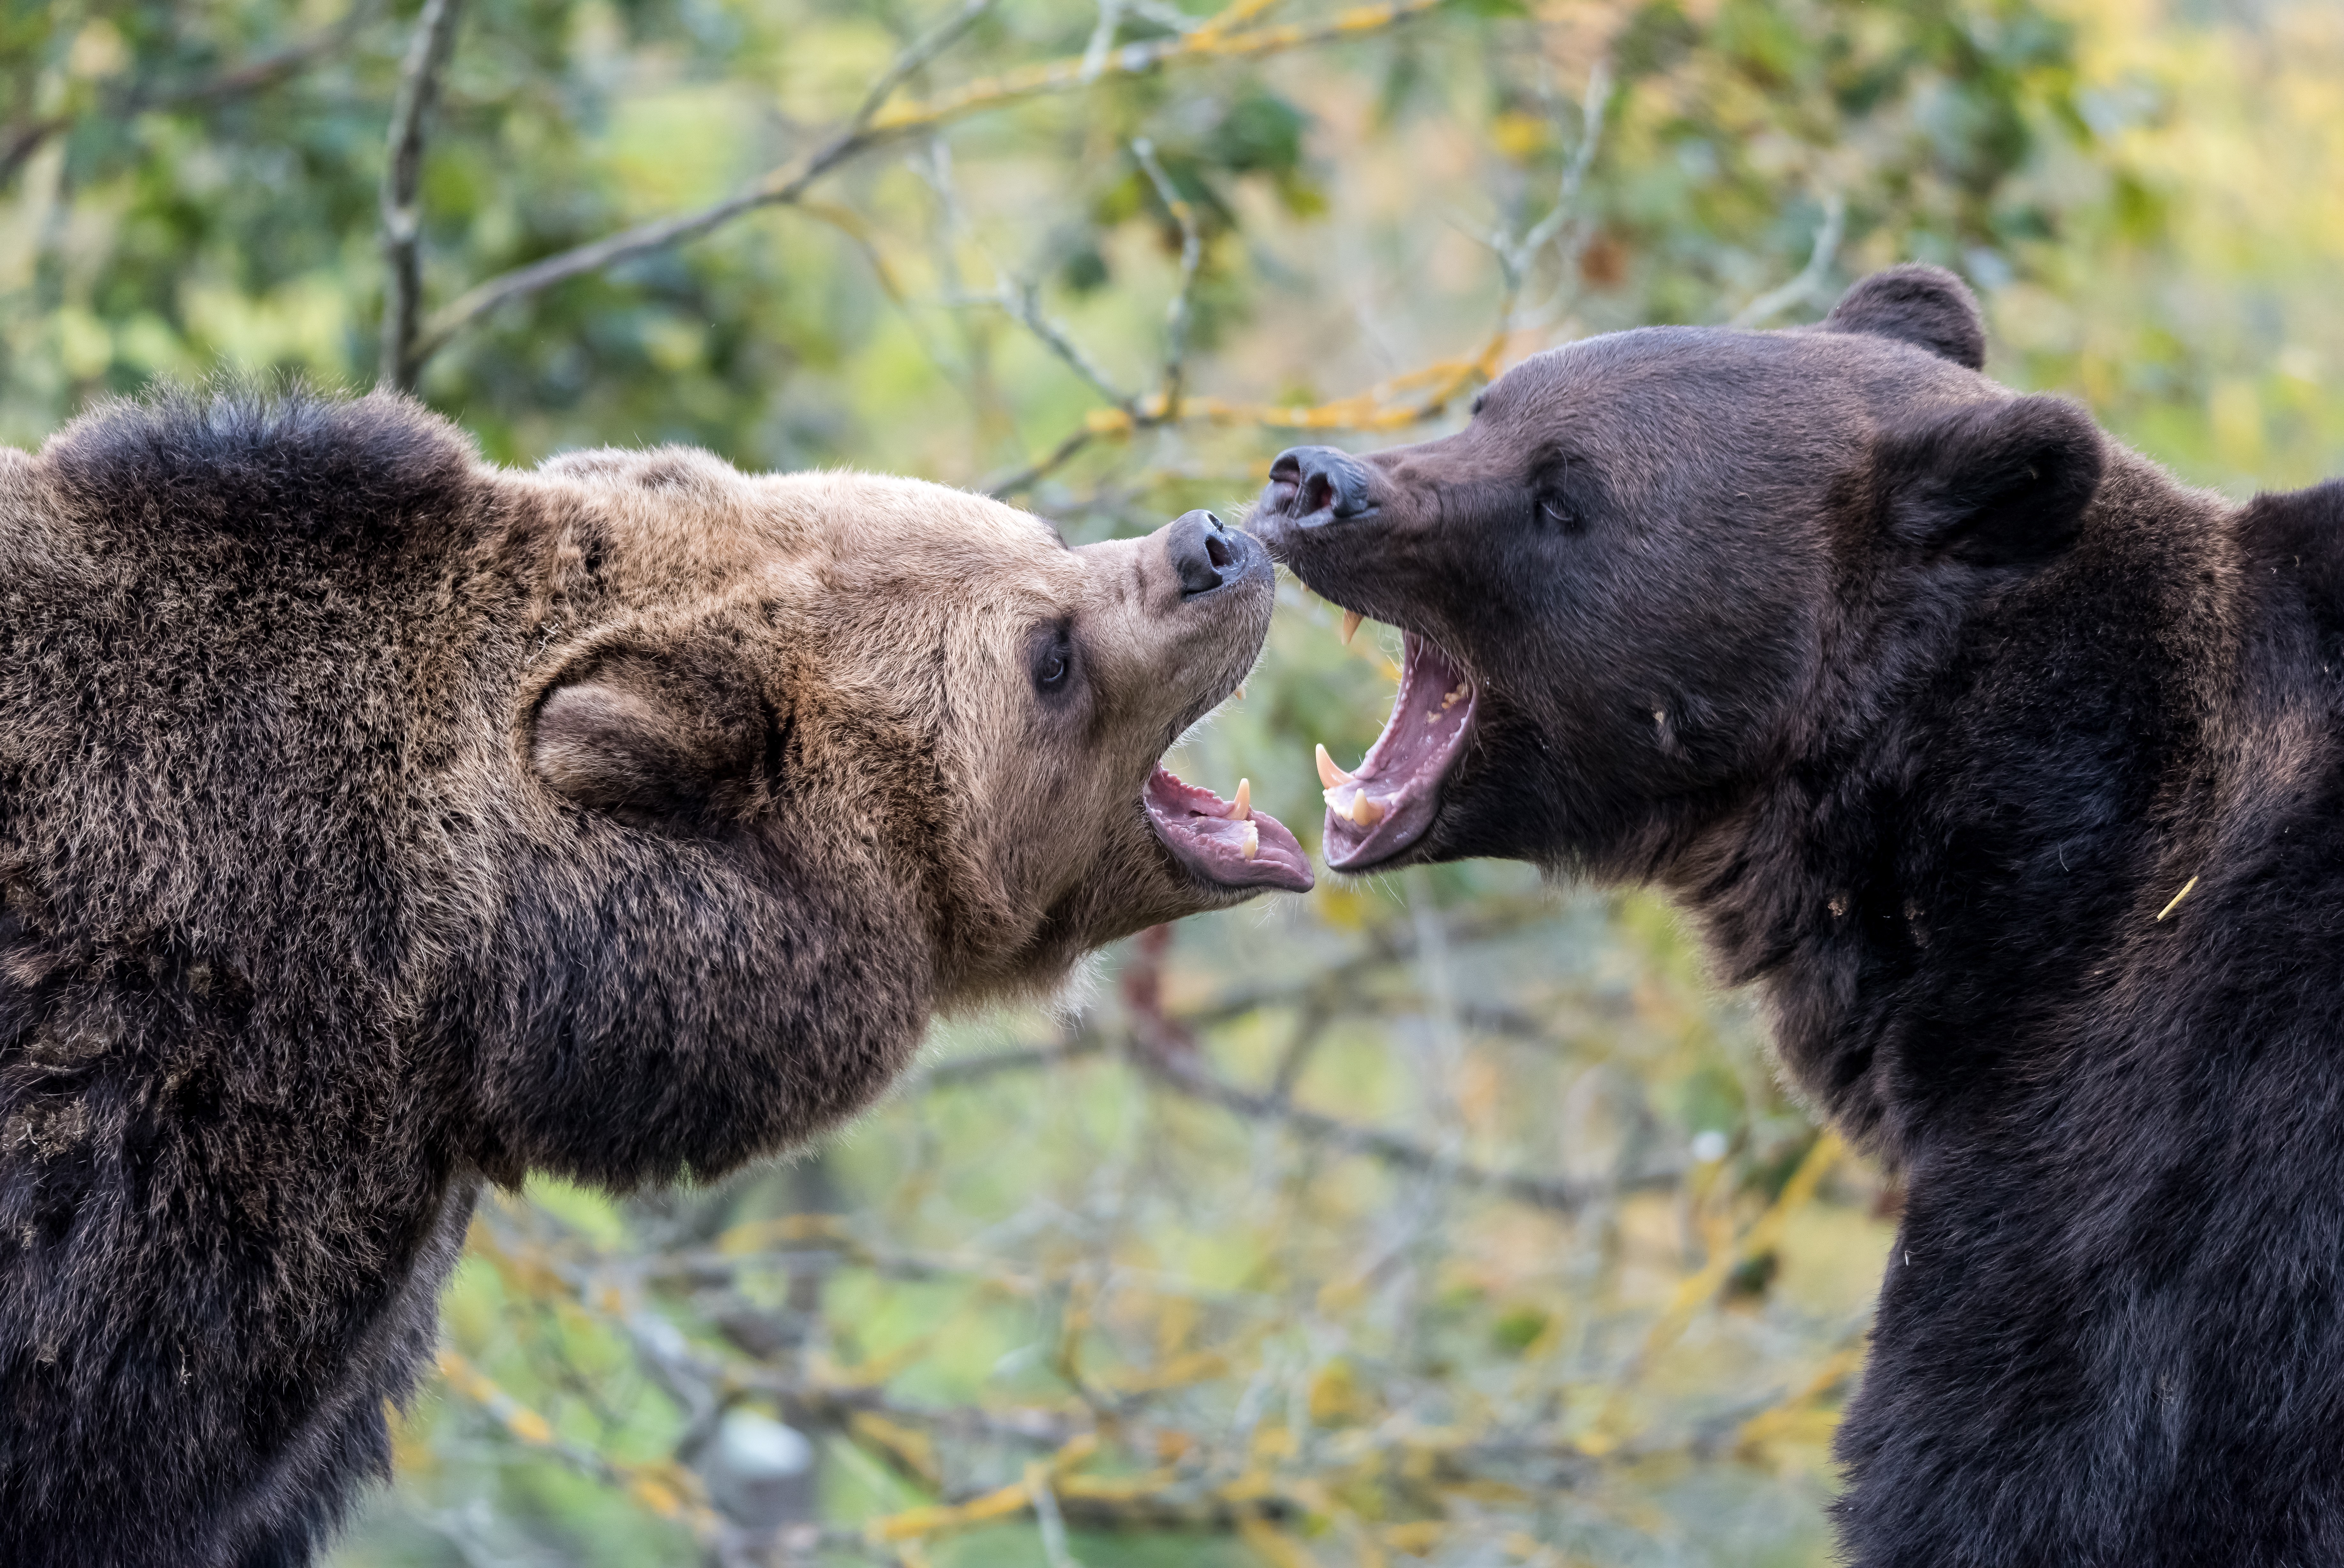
1308,1358,1372,1426
1491,111,1551,161
849,1411,943,1486
628,1475,682,1517
504,1407,554,1445
1383,1520,1446,1555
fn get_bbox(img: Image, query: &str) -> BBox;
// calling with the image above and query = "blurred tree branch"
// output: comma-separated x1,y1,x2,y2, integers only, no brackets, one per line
1730,191,1848,328
1119,924,1681,1213
1130,137,1202,420
377,0,465,393
1130,1021,1671,1212
435,1348,724,1542
405,0,1000,370
1490,59,1613,306
972,135,1208,498
405,0,1442,374
985,57,1613,500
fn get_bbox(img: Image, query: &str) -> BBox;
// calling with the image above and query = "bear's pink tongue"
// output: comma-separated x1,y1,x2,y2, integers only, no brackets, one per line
1146,769,1313,892
1319,632,1477,871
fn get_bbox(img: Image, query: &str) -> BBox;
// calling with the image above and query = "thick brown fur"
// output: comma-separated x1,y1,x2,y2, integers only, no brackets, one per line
0,388,1282,1566
1251,268,2344,1565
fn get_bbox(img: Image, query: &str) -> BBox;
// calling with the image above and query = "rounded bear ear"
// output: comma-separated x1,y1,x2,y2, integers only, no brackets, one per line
529,636,776,827
1873,395,2105,569
1822,264,1986,371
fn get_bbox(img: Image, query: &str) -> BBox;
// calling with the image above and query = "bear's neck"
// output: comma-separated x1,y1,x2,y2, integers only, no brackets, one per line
1670,450,2287,1163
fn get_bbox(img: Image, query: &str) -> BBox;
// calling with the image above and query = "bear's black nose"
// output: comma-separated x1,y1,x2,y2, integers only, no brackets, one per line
1168,509,1239,597
1267,446,1376,523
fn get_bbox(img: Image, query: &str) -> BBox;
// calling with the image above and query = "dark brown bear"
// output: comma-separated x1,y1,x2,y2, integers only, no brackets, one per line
0,389,1309,1567
1249,266,2344,1567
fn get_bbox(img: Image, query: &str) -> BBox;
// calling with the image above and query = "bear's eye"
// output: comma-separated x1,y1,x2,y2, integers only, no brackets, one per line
1537,494,1583,533
1530,455,1599,536
1031,624,1076,697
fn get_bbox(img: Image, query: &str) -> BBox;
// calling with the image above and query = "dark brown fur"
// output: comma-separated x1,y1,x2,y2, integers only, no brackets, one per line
1251,269,2344,1565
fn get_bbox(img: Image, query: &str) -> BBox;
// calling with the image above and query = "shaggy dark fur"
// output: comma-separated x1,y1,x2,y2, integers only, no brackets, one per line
1249,266,2344,1565
0,388,1287,1565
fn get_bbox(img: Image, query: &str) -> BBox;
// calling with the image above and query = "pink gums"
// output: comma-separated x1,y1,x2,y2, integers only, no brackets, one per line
1321,633,1477,871
1146,768,1313,893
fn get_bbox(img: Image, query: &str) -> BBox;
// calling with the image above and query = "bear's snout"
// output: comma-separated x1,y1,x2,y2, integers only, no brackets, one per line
1166,508,1254,597
1252,445,1379,553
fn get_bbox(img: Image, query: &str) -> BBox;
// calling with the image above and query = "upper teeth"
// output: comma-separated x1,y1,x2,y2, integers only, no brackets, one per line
1339,610,1363,646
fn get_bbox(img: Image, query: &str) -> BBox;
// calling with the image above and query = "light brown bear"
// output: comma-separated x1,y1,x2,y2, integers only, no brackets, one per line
0,388,1308,1567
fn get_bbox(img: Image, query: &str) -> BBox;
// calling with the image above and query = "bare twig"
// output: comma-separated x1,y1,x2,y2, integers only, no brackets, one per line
1080,0,1129,82
436,1349,723,1542
981,426,1101,500
1190,0,1287,43
1131,138,1203,420
2,5,374,188
1729,190,1848,328
1029,1468,1087,1568
1493,59,1613,298
1127,0,1208,32
407,0,1438,370
377,0,465,392
410,0,997,366
848,0,1002,132
1130,1026,1668,1212
977,242,1507,498
958,279,1137,411
973,137,1200,498
1115,925,1677,1213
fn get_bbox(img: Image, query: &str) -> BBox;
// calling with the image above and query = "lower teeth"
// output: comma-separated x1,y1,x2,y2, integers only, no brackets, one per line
1321,787,1386,828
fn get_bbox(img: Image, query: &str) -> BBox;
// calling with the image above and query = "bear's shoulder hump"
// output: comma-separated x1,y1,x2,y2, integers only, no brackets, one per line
36,384,484,554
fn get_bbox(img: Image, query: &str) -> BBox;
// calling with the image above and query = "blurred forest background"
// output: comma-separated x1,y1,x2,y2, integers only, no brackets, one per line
4,0,2340,1563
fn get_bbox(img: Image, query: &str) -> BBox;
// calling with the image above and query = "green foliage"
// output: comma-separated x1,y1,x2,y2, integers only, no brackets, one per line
3,0,2339,1564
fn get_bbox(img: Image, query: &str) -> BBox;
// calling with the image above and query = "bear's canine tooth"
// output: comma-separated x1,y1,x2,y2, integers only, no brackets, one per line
1349,793,1386,828
1314,743,1354,789
1339,609,1363,645
1226,778,1251,820
1241,820,1259,860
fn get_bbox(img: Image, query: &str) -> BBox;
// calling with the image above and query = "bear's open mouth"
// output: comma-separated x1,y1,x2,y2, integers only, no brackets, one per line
1318,631,1478,871
1145,768,1313,893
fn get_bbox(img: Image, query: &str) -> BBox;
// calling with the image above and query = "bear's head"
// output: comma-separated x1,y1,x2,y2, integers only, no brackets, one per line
443,447,1309,1182
519,448,1310,971
1245,265,2105,880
